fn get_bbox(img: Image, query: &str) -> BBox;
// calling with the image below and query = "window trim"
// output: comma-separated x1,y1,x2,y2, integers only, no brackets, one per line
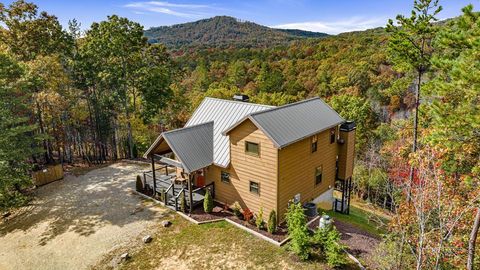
221,171,230,184
330,128,336,144
245,141,260,157
249,181,260,195
315,165,323,186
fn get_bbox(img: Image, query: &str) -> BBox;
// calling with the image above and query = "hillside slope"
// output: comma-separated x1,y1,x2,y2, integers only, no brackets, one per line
144,16,328,48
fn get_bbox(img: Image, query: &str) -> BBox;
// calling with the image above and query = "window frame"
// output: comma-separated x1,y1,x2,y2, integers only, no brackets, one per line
311,135,318,153
245,141,260,157
221,171,230,184
249,181,260,195
315,165,323,186
330,128,336,144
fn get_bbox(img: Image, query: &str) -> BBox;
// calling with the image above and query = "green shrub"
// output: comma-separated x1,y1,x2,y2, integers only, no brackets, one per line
324,228,347,267
135,175,144,192
180,190,186,212
255,207,264,229
285,202,311,260
231,201,242,217
204,189,213,213
267,210,277,234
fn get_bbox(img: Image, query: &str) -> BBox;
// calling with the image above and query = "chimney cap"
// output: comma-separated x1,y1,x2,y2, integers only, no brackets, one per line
340,121,356,132
233,94,249,102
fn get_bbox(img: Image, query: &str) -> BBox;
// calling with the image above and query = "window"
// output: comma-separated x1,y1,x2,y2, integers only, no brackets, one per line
311,135,318,153
330,128,336,144
221,171,230,184
245,141,260,156
315,166,323,186
249,181,260,194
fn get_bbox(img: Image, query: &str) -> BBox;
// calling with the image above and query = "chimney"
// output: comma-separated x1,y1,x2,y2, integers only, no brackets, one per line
233,94,249,102
337,121,356,180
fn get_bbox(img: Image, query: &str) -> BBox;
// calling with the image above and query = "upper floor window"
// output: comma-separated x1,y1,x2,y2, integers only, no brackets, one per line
315,165,323,186
250,181,260,195
245,141,260,156
311,135,318,153
221,171,230,184
330,128,336,144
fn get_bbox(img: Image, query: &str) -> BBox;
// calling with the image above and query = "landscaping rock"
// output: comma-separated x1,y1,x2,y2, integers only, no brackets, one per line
161,220,171,227
142,235,152,243
120,252,130,262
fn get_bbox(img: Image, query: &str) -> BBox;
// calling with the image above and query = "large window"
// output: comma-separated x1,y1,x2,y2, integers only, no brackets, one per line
315,166,323,186
311,135,318,153
245,141,260,156
249,181,260,195
221,171,230,184
330,128,336,144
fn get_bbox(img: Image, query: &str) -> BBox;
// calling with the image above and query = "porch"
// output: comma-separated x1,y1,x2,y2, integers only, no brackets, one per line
141,158,215,212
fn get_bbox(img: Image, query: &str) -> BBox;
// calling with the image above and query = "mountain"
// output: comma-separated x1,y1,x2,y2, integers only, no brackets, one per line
144,16,329,48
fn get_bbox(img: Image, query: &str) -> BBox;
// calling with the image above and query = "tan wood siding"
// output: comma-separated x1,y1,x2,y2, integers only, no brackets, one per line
337,130,355,180
277,128,338,219
205,119,278,216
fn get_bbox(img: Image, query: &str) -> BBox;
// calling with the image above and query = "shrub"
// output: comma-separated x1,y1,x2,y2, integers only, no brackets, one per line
286,202,311,260
203,189,213,213
231,201,242,217
243,208,253,224
267,210,277,234
180,190,186,212
255,207,264,229
135,175,144,192
324,228,347,267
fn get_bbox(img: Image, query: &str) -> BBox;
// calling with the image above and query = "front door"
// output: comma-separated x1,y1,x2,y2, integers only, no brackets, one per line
196,174,205,187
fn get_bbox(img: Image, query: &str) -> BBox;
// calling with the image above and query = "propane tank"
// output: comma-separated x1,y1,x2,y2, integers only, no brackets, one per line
318,215,332,230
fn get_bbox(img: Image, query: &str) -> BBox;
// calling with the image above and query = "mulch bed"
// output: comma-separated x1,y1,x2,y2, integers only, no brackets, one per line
188,203,234,222
308,218,381,267
226,215,289,243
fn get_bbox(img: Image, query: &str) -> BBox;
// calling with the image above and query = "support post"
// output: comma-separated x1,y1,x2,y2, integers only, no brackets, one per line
165,165,168,175
151,156,157,197
188,173,193,213
341,180,346,213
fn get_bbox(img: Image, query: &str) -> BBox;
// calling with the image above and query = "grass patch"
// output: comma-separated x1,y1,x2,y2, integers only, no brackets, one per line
118,214,359,270
319,205,388,237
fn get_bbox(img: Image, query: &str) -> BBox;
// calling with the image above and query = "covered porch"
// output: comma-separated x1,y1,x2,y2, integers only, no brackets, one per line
142,121,215,213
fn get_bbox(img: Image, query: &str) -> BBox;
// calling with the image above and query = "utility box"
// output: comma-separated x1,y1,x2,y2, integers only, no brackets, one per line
337,121,356,180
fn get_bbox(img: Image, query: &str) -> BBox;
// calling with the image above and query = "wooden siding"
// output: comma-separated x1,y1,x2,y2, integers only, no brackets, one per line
337,130,355,180
277,128,338,219
205,119,278,216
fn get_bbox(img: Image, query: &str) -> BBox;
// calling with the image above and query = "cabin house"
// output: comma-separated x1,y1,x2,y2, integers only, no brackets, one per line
143,96,355,220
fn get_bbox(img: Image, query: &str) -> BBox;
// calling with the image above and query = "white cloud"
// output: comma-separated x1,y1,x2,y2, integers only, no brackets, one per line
124,1,213,18
272,17,387,35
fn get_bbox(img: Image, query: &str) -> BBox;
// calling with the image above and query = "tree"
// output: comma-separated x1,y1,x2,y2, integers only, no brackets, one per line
203,189,213,213
386,0,442,189
0,53,39,210
285,202,311,260
267,210,277,234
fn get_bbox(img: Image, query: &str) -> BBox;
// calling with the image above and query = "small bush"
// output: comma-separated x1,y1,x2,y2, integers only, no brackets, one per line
255,207,264,229
286,202,311,260
135,175,144,192
180,190,186,212
267,210,277,234
231,201,242,217
243,208,253,224
324,228,347,267
203,189,213,213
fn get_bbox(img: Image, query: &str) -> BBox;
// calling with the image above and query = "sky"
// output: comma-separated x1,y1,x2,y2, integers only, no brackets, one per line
4,0,479,34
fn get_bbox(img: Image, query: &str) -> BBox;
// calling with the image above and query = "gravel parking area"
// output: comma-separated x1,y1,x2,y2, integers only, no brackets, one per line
0,162,168,270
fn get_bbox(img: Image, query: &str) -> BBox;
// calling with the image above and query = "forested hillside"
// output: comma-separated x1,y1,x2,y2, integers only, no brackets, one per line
144,16,329,48
0,0,479,269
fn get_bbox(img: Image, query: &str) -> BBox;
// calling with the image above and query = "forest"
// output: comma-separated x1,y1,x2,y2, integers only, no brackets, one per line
0,0,479,269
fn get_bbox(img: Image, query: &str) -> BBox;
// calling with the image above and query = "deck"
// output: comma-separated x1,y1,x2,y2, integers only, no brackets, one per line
142,169,211,211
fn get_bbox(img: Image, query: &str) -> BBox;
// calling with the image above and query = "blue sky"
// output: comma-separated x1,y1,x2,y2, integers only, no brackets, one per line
5,0,479,34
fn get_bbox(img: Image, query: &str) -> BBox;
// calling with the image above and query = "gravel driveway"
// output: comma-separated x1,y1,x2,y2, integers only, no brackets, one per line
0,162,168,270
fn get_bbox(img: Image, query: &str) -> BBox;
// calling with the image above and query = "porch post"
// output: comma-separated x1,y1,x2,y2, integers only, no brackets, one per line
151,156,157,197
188,173,193,213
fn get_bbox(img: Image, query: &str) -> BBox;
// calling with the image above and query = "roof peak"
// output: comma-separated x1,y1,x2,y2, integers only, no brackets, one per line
249,97,321,117
203,97,275,108
163,121,213,135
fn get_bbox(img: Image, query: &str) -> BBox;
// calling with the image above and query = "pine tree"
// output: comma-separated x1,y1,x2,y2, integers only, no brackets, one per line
203,189,213,213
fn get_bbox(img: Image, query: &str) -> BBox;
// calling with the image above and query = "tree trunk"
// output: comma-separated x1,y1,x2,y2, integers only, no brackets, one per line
467,207,480,270
408,70,422,200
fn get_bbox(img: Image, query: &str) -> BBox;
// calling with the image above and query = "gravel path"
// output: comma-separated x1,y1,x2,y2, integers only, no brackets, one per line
0,162,168,270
